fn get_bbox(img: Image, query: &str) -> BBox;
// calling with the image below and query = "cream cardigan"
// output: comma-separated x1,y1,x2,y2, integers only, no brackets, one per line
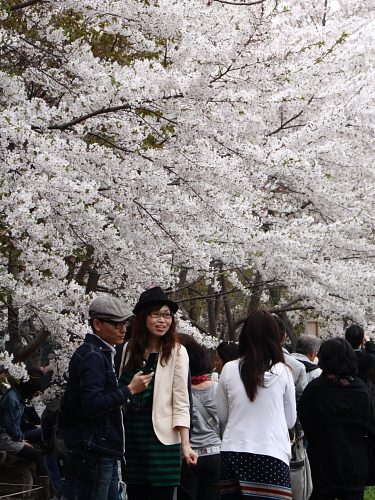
119,342,190,445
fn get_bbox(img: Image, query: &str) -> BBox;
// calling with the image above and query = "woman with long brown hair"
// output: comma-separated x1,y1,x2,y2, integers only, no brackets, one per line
118,286,197,500
217,310,296,499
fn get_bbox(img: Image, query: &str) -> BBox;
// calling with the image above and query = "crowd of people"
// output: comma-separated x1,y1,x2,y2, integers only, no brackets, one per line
1,287,375,500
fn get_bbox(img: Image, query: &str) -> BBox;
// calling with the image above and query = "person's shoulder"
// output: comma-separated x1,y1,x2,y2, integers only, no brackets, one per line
220,359,239,379
352,376,371,391
225,359,240,370
273,361,294,378
283,352,304,372
175,343,188,358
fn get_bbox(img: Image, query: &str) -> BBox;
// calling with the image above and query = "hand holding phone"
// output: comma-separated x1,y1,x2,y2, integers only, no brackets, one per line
142,352,158,374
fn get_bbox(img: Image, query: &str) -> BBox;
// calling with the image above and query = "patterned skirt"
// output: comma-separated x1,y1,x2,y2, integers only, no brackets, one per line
220,451,292,499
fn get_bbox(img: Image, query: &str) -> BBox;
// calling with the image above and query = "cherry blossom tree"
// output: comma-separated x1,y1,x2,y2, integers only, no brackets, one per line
0,0,375,376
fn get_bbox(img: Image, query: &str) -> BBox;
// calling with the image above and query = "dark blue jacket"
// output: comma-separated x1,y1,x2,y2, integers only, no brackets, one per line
0,387,25,441
61,333,132,457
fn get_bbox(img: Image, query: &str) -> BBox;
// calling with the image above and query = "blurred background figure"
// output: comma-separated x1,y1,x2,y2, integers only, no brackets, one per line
218,310,296,499
291,335,322,383
214,342,239,376
0,368,56,496
345,324,375,385
298,338,375,500
178,338,221,500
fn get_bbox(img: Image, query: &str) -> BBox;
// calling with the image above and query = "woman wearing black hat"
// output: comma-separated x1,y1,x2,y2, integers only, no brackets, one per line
118,286,197,500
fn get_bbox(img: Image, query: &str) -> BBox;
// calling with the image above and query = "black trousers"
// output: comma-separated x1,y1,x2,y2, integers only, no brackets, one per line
16,444,50,477
126,483,175,500
178,453,220,500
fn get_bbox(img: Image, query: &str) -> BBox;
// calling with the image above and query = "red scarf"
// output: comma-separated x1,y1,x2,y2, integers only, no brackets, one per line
191,374,209,385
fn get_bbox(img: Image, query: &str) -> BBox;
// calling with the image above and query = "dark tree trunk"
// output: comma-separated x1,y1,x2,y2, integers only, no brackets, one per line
280,311,298,350
206,284,217,336
220,273,235,341
85,268,100,294
246,270,263,316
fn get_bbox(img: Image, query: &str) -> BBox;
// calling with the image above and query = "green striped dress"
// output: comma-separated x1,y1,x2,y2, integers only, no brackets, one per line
119,360,181,487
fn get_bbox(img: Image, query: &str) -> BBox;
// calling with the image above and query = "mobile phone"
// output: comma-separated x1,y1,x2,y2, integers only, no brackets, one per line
142,352,158,374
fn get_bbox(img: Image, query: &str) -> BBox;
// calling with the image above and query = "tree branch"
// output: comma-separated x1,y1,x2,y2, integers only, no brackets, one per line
266,110,304,137
8,0,45,11
268,305,315,313
175,288,242,304
213,0,264,5
17,327,50,362
133,200,183,250
48,105,132,130
87,132,154,162
165,276,204,295
233,304,315,330
180,314,210,335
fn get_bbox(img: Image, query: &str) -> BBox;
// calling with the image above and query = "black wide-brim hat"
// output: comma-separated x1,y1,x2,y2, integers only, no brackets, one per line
133,286,179,315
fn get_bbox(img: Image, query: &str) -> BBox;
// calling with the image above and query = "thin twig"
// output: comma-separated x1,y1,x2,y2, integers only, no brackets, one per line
266,110,304,137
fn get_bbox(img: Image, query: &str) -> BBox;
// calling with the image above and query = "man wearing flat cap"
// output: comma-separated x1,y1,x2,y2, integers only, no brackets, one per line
62,296,153,500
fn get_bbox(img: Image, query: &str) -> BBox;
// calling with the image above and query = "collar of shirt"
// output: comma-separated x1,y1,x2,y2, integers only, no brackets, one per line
88,332,116,368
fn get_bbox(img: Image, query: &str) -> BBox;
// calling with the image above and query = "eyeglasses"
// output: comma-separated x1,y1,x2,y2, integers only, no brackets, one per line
101,318,132,329
149,312,174,319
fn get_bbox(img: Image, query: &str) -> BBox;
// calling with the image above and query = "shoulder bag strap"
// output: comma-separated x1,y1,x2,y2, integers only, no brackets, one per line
118,341,130,377
192,394,220,439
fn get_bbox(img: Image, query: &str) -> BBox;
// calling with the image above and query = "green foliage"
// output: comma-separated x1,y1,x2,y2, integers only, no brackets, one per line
365,487,375,500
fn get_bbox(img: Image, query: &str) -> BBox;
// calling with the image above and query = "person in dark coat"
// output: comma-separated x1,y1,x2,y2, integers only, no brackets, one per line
345,324,375,384
298,338,375,500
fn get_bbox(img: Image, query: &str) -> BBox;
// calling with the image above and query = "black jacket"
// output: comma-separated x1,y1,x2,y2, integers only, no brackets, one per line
354,342,375,384
298,375,375,493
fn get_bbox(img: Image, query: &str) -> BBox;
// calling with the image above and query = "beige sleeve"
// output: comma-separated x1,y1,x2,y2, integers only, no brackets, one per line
172,345,191,429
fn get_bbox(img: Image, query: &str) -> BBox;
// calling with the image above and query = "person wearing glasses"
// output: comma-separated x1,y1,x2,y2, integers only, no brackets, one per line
118,286,198,500
62,296,152,500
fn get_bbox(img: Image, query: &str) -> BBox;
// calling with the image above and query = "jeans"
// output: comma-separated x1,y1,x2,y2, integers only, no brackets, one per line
67,449,119,500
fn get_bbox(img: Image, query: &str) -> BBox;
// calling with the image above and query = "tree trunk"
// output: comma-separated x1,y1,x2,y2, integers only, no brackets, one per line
176,267,188,298
206,284,217,336
85,268,100,294
246,270,263,316
220,273,235,340
280,311,298,350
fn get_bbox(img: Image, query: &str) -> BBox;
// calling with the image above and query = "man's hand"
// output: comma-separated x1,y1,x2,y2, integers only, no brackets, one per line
22,440,33,448
364,335,370,343
128,371,153,395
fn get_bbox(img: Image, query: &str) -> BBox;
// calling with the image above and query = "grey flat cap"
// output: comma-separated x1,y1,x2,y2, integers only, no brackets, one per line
89,296,133,322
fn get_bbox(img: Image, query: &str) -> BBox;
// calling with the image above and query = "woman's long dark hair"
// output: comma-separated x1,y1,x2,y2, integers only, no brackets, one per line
238,310,285,402
126,303,179,369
